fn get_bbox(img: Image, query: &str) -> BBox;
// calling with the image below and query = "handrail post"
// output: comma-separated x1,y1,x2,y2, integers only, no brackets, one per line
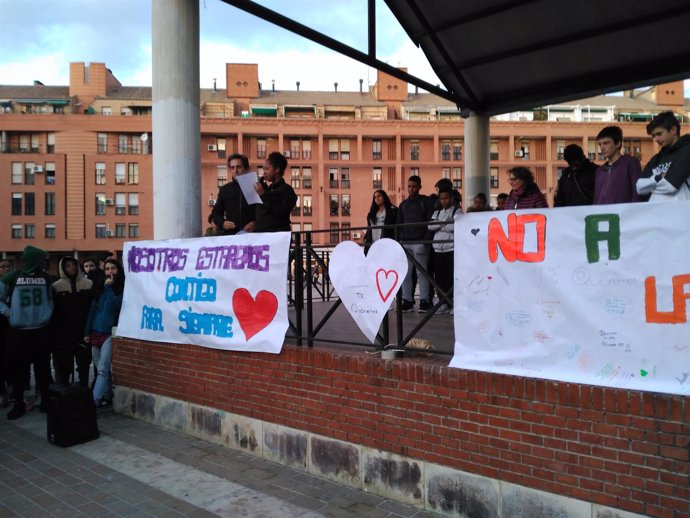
293,232,303,346
305,231,315,347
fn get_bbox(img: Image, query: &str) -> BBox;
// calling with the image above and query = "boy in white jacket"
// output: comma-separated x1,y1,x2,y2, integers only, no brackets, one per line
428,188,460,314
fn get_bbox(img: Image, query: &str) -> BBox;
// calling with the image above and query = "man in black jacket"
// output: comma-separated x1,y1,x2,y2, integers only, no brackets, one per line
211,153,256,235
554,144,596,207
254,152,298,232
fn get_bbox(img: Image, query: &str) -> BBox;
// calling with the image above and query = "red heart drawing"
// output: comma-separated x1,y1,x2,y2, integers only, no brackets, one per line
232,288,278,341
376,268,399,303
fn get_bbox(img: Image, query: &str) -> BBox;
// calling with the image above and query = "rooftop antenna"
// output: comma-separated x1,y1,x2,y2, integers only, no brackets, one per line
334,82,338,93
213,78,217,92
359,79,363,93
296,81,300,91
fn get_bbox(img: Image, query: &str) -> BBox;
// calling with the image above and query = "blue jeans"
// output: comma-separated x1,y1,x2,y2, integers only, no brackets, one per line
92,336,113,402
402,243,430,302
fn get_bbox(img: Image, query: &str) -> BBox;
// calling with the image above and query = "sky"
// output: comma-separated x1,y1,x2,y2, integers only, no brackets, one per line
0,0,441,93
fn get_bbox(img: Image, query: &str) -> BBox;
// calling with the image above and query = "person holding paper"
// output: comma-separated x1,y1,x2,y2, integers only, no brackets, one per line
211,153,256,235
636,111,690,201
253,152,298,232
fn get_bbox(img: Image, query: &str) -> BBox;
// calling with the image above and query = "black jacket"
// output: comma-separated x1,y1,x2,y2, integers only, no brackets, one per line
211,180,255,235
254,178,298,233
396,195,433,241
554,159,597,207
364,206,398,243
51,256,93,345
641,134,690,189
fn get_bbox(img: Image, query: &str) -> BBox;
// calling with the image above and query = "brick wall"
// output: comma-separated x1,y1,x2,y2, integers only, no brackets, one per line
114,339,689,518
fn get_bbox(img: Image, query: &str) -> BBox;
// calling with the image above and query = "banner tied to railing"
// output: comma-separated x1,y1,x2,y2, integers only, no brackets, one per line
117,232,291,353
451,201,690,396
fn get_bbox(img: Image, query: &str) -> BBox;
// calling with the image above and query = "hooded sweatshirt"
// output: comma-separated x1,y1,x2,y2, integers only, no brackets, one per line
52,256,94,344
0,245,53,329
637,134,690,201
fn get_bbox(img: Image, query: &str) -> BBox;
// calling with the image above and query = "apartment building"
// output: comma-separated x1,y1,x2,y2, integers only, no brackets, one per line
1,61,688,266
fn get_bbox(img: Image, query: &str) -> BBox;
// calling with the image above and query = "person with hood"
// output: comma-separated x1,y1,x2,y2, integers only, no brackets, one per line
51,256,93,386
0,246,54,420
636,111,690,201
84,257,125,407
554,144,597,207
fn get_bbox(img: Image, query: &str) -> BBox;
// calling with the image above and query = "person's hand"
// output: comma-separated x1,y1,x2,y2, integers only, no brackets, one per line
244,222,255,232
83,336,90,344
105,275,113,285
222,220,236,230
254,182,265,196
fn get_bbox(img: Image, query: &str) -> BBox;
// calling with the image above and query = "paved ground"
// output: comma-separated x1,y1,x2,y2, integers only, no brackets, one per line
0,405,440,518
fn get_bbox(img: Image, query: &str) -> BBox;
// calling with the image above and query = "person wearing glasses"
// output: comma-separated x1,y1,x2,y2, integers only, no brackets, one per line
211,153,256,235
504,167,548,209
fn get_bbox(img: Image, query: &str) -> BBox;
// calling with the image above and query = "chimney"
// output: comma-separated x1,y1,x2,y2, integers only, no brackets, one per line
213,78,217,92
415,85,418,95
334,82,338,92
271,79,275,94
359,79,363,93
296,81,300,91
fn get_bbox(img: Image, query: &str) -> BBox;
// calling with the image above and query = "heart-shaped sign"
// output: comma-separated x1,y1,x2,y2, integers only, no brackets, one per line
232,288,278,340
329,239,408,343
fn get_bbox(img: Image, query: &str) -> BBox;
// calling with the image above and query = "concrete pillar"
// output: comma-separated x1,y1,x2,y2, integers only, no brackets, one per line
152,0,200,239
464,113,490,209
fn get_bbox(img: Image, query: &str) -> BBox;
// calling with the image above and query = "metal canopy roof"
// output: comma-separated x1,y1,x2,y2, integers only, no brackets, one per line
221,0,690,116
385,0,690,115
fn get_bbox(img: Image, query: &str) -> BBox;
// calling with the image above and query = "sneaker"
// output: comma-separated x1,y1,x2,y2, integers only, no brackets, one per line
436,303,451,314
418,300,432,313
401,300,415,313
7,402,26,420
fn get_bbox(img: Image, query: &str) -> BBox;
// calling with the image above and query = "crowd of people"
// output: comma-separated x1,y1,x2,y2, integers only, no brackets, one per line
0,249,124,420
363,111,690,315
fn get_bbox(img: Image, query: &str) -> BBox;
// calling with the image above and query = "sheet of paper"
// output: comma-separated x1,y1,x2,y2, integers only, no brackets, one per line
235,172,263,205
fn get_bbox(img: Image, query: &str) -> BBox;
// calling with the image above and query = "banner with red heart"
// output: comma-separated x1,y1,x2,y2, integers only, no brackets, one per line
329,239,408,343
232,288,278,340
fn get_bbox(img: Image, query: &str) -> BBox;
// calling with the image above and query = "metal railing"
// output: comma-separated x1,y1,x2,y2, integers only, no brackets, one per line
285,220,454,355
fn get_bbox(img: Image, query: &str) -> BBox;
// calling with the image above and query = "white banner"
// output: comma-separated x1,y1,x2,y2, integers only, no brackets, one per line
117,233,291,353
451,202,690,396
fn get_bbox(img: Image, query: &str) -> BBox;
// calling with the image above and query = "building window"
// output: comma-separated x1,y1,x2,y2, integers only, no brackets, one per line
217,138,226,159
291,223,301,233
303,223,312,233
45,192,56,215
340,139,350,161
373,167,382,189
292,195,301,216
12,224,22,239
291,168,300,189
25,224,35,239
341,194,351,216
24,163,35,185
442,167,450,179
12,193,22,215
329,223,339,243
410,141,420,160
410,167,419,176
453,168,462,189
128,224,140,238
96,224,107,238
302,167,312,189
490,141,499,161
128,193,139,215
128,163,139,184
96,193,106,215
97,133,108,153
115,193,126,215
45,224,56,239
95,163,106,185
115,163,126,184
45,162,56,185
290,140,300,159
556,140,565,160
453,141,462,160
490,167,499,188
329,194,339,216
31,134,39,152
47,133,55,153
441,141,451,161
302,141,311,160
372,140,382,160
340,168,350,189
24,193,35,215
118,134,128,153
116,223,126,238
12,162,23,184
121,107,132,116
329,168,339,188
101,106,112,116
341,222,351,242
303,195,312,216
257,139,266,159
217,165,227,187
518,141,530,160
19,134,29,151
328,139,339,160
